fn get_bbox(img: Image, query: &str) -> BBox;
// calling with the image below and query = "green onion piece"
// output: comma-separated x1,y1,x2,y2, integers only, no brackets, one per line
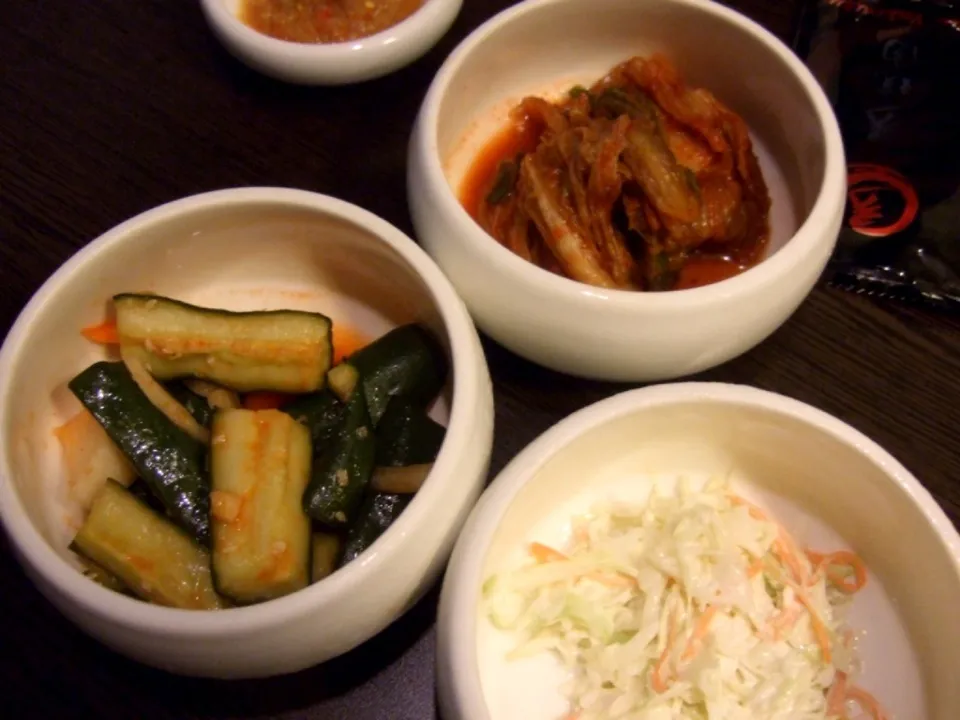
486,159,520,205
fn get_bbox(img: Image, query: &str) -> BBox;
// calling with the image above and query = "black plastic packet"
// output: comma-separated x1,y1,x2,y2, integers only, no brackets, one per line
792,0,960,311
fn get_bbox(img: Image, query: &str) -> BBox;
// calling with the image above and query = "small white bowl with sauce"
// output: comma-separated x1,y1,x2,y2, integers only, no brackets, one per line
200,0,462,85
437,383,960,719
408,0,847,382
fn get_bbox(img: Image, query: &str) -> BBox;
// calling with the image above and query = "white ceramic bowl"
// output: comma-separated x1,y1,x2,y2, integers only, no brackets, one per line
437,383,960,720
408,0,846,382
199,0,462,85
0,188,494,679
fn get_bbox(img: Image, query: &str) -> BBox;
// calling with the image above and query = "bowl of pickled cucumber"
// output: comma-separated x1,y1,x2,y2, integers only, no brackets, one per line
0,188,494,678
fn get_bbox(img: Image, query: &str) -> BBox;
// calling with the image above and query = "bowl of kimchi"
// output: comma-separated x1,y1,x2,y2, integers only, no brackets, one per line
408,0,846,382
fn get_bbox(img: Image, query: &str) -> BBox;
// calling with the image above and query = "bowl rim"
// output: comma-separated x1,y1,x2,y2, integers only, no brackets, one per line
437,381,960,719
199,0,462,66
414,0,847,308
0,187,486,636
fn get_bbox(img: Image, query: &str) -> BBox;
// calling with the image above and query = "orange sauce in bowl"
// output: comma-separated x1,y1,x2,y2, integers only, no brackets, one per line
674,256,750,290
241,0,424,44
331,323,369,363
459,115,544,222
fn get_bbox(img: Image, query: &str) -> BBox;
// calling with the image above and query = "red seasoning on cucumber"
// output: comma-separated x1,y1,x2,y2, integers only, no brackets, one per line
63,293,449,608
68,361,212,546
113,293,333,393
209,409,313,604
72,480,225,609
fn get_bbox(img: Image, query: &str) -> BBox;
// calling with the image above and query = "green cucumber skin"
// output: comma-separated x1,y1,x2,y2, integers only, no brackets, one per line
68,361,211,546
72,480,224,609
341,325,447,425
375,400,446,467
113,293,331,323
166,381,214,427
282,390,345,450
70,545,132,595
302,391,376,530
126,477,167,515
339,493,413,566
113,294,333,394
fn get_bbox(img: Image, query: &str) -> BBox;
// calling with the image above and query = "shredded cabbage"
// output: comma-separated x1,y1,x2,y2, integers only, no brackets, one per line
483,478,886,720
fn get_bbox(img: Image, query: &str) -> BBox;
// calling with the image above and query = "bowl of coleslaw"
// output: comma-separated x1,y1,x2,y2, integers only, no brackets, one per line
437,383,960,720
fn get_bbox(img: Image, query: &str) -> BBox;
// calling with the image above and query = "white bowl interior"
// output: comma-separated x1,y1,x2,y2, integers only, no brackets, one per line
475,398,959,719
2,199,452,566
437,0,824,261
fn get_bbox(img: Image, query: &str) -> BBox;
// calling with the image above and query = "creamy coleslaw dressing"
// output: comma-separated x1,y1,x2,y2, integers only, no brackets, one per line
477,470,923,720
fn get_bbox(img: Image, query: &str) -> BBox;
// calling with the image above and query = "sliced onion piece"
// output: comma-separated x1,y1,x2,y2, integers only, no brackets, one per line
369,463,433,494
120,346,210,443
185,378,240,410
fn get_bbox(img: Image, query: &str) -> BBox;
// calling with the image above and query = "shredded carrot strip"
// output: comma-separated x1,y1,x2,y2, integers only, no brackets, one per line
795,589,832,663
775,522,813,585
530,542,568,564
807,550,868,594
680,605,719,662
806,550,827,585
731,496,811,583
826,670,848,716
773,536,807,585
747,556,765,578
768,605,803,641
584,571,637,588
846,684,890,720
242,391,291,411
730,494,838,662
651,661,670,693
81,320,119,345
651,609,678,693
727,496,887,717
729,495,768,521
332,324,368,364
824,566,863,593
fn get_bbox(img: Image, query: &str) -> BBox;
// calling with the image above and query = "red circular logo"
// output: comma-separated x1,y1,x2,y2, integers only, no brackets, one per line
846,163,919,238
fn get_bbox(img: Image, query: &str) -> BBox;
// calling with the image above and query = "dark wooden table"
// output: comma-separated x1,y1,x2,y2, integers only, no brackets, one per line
1,1,957,718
